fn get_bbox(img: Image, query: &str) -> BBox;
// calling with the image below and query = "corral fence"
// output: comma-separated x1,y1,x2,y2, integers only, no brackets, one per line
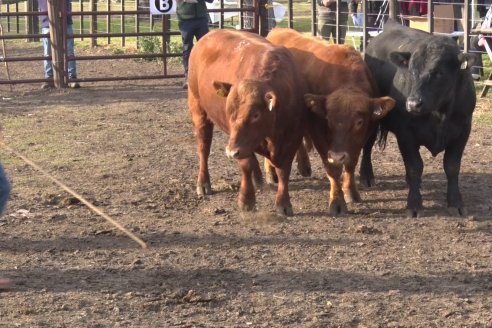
0,0,486,88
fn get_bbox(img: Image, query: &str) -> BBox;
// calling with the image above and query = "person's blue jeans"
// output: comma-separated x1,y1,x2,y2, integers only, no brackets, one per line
178,17,209,78
42,25,77,79
0,164,10,215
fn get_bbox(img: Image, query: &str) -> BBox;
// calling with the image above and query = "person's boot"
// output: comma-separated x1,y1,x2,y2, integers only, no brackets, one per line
41,79,54,89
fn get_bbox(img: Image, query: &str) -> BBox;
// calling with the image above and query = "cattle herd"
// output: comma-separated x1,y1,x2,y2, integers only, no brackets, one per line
187,20,476,219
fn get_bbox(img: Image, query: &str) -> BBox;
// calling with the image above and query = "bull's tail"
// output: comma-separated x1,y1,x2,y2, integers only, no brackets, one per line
376,125,390,150
303,135,314,153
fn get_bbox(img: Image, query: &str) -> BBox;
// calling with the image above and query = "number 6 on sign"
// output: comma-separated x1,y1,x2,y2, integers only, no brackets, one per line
150,0,177,15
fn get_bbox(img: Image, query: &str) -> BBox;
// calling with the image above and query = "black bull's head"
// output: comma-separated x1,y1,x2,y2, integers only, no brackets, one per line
389,40,473,115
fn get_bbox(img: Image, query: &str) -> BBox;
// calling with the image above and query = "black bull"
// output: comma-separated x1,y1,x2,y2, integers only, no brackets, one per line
360,21,476,217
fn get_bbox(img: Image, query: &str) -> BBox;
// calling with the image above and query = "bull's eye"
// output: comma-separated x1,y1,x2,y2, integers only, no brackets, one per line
251,111,261,123
354,119,364,130
430,69,443,78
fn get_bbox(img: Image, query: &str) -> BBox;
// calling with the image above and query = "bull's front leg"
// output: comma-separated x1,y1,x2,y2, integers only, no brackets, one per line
397,137,423,217
342,160,362,203
444,139,468,216
325,161,347,215
273,162,294,216
237,157,257,212
191,111,214,196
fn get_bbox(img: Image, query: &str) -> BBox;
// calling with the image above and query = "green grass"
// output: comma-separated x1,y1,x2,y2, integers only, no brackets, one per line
474,110,492,125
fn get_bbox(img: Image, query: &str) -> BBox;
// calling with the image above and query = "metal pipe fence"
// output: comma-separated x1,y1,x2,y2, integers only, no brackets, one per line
0,0,258,87
0,0,489,88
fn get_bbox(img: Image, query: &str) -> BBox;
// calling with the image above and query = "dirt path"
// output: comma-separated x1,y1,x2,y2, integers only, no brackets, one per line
0,45,491,327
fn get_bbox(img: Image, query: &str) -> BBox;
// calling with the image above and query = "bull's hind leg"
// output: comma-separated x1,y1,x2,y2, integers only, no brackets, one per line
237,157,258,212
264,158,278,185
251,154,264,192
190,102,214,196
296,140,312,177
359,130,377,187
264,142,311,185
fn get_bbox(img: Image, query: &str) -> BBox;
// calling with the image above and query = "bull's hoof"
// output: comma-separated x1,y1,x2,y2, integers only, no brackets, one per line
196,182,212,196
253,175,264,192
406,208,422,218
359,176,375,188
344,190,362,203
297,162,312,177
276,204,294,217
328,199,348,216
238,200,256,212
265,171,278,185
447,206,468,217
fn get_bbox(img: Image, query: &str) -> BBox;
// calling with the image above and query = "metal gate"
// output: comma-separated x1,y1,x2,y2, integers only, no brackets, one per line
0,0,479,88
0,0,259,88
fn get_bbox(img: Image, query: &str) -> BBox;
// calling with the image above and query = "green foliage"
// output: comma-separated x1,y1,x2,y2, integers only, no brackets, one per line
134,36,182,65
167,39,183,65
137,36,161,61
112,47,125,55
474,111,492,126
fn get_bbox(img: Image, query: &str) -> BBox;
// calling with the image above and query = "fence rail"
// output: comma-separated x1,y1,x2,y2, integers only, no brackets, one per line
0,0,488,88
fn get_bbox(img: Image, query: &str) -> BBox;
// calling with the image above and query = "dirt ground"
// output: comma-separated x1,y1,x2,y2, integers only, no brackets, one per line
0,42,491,327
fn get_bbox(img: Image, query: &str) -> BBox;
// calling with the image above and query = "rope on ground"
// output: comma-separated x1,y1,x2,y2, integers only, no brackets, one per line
0,142,148,249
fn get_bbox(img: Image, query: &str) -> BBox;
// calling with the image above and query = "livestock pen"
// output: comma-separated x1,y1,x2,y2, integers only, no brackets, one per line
0,1,491,326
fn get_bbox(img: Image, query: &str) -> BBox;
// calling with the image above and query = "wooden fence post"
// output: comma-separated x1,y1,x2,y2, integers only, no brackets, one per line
47,0,65,88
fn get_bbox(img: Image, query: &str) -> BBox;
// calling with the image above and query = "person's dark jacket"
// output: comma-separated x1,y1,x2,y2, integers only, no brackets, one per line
177,0,213,21
317,0,358,16
38,0,73,29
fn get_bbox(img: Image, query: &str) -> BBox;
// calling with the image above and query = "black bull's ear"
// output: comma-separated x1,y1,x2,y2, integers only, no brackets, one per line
372,96,396,120
389,51,472,71
389,51,411,68
458,52,472,70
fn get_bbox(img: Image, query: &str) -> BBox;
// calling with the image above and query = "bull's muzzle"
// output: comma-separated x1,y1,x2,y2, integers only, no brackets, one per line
406,96,423,113
327,151,349,167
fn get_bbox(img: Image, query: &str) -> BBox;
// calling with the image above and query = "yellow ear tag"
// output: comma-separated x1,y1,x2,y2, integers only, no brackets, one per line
216,89,225,97
460,60,468,70
268,100,274,111
309,100,315,107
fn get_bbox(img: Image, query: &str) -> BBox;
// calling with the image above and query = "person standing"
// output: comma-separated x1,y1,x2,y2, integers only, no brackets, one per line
177,0,213,89
317,0,358,44
0,163,9,218
38,0,79,89
0,140,11,289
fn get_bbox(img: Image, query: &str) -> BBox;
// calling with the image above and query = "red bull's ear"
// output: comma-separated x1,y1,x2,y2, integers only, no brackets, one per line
265,91,277,111
304,94,326,117
213,81,232,97
372,96,396,120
